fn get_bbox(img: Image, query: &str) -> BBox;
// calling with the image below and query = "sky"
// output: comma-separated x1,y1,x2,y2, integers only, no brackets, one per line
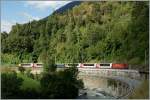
1,1,71,33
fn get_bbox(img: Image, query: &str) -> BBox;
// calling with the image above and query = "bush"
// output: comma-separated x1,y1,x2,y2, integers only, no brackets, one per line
1,53,20,64
18,66,25,73
1,72,23,99
40,67,84,99
26,69,34,79
19,88,40,99
1,72,40,99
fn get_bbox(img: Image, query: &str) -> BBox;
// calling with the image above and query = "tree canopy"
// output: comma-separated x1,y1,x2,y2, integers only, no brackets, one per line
1,1,149,69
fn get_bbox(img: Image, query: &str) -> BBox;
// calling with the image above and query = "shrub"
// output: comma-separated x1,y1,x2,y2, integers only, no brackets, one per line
18,66,25,73
40,67,84,99
1,72,23,99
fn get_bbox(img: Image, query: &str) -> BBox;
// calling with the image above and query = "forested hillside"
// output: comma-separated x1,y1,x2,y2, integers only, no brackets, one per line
1,1,149,69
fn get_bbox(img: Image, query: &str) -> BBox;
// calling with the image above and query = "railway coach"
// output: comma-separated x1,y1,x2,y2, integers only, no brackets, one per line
19,63,128,69
65,63,128,69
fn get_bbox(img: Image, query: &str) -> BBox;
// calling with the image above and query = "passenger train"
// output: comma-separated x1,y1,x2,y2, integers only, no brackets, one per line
61,63,128,69
19,63,128,69
18,63,43,68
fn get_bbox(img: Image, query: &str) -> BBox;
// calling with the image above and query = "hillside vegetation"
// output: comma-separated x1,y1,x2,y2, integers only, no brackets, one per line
1,1,149,69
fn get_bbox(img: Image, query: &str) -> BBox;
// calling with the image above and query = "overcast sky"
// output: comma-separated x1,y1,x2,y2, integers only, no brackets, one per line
1,1,71,33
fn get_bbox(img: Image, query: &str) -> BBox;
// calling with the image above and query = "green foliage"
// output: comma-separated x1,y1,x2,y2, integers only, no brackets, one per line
1,2,148,99
0,64,83,99
42,50,56,73
1,1,149,69
17,73,41,91
1,72,23,99
19,88,40,99
32,53,38,63
1,32,8,53
3,36,33,53
40,67,83,98
26,69,34,79
18,66,25,73
1,53,20,64
1,72,40,99
1,53,32,64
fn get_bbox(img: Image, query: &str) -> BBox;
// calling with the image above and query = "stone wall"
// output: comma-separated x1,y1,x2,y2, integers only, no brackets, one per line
79,75,131,98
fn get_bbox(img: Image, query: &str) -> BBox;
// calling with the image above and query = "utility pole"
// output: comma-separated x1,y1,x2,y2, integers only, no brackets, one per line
55,46,57,64
145,50,146,67
55,55,56,64
104,53,105,63
77,32,80,63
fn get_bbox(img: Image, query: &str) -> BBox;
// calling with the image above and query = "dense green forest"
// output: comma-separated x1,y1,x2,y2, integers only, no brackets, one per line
1,1,149,69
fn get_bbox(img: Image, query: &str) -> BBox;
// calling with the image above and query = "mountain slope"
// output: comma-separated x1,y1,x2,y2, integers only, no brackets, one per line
43,1,82,20
1,1,149,69
53,1,82,14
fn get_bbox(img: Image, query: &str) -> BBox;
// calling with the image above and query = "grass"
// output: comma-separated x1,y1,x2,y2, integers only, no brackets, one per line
1,66,41,92
17,73,41,92
128,80,149,99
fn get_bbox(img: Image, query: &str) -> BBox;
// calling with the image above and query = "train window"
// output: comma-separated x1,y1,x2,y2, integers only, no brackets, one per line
22,64,31,66
100,64,110,66
57,64,64,67
68,64,78,66
37,64,42,66
83,64,94,66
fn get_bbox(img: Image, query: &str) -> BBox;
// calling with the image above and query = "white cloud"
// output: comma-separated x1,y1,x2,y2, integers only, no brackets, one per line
1,20,15,33
19,12,40,21
1,20,24,33
1,1,72,33
1,12,40,33
25,1,71,11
